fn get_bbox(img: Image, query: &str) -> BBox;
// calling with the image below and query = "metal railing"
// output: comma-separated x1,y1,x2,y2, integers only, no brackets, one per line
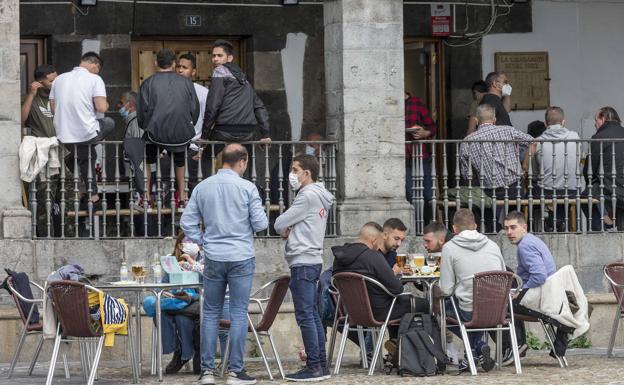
408,138,624,235
27,140,338,239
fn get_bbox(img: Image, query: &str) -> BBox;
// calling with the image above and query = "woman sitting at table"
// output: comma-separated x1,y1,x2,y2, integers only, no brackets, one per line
143,232,203,374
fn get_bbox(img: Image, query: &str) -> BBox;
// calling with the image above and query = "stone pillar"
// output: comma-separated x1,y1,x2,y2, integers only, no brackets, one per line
324,0,413,235
0,0,32,239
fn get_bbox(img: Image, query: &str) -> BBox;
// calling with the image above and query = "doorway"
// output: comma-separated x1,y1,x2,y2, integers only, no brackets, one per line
404,39,446,139
130,38,245,91
20,38,46,102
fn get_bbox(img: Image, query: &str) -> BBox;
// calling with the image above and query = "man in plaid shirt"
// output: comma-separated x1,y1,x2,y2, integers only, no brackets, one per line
460,104,531,195
405,93,436,226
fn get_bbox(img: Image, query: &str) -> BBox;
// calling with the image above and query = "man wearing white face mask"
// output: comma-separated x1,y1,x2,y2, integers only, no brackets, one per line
274,154,335,382
480,71,513,127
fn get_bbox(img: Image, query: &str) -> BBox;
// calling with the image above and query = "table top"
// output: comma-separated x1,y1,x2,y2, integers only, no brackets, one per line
95,281,202,291
400,274,440,281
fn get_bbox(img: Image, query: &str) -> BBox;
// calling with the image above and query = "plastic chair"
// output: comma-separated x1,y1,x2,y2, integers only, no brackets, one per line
5,276,73,379
447,271,522,376
45,280,138,385
331,272,418,376
604,262,624,358
220,276,290,380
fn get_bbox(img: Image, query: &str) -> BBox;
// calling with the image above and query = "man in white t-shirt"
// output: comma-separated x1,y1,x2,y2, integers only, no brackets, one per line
177,52,209,193
50,52,115,204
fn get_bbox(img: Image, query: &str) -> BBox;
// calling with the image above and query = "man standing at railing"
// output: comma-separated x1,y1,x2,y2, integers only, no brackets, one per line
584,106,624,230
181,143,268,385
50,52,115,206
480,72,512,127
177,52,209,193
138,48,199,208
203,40,271,155
274,154,335,381
460,104,532,231
528,107,580,232
404,92,436,227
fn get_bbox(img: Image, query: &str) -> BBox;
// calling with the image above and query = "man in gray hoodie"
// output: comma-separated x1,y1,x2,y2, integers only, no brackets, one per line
439,208,506,372
525,106,580,231
274,154,335,382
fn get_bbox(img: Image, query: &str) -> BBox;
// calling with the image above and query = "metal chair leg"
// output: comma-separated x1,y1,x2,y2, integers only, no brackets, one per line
334,320,350,375
327,319,339,368
266,331,285,379
127,315,139,383
459,326,477,376
368,325,387,375
607,308,621,358
7,323,29,378
28,335,45,376
150,324,157,375
249,320,273,380
45,326,62,385
80,342,89,382
221,334,231,378
62,347,70,379
357,326,368,369
86,336,105,385
496,328,503,369
508,323,523,374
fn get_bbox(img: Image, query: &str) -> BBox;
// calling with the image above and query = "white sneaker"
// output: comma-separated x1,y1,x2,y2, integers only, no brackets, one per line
199,370,216,385
226,370,257,385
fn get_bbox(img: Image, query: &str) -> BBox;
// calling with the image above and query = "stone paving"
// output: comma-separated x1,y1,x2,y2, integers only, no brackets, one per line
1,350,624,385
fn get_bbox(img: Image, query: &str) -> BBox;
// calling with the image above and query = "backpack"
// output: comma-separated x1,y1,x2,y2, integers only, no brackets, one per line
396,312,448,376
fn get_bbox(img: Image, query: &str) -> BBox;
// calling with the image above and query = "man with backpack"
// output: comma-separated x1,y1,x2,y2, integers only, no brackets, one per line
439,208,505,372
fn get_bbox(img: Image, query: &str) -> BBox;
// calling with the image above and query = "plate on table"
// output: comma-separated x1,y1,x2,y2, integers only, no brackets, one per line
109,280,138,285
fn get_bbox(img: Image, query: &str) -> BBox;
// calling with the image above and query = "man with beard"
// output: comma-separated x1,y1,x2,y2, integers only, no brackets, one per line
21,64,57,138
378,218,408,273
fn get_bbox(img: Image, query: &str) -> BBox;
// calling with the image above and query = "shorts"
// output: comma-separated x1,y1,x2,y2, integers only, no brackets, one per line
145,142,187,167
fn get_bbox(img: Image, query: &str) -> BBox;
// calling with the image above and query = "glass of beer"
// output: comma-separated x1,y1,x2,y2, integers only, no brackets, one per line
396,254,407,269
132,262,147,284
412,253,425,271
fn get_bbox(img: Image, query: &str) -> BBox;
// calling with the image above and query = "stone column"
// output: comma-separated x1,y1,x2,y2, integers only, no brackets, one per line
324,0,413,235
0,0,32,238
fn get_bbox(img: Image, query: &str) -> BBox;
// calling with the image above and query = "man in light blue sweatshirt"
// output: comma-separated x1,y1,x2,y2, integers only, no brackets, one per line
181,143,268,385
274,154,335,382
503,211,570,364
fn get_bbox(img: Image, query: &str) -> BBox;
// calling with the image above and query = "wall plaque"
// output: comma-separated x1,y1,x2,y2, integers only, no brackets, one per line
185,15,202,27
495,51,550,110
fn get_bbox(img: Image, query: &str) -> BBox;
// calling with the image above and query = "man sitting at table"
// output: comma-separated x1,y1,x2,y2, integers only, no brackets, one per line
439,208,505,372
422,221,450,254
377,218,408,273
332,222,429,340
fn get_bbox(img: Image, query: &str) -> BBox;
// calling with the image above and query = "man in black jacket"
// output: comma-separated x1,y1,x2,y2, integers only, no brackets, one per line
583,106,624,230
332,222,429,339
138,49,199,206
203,40,271,151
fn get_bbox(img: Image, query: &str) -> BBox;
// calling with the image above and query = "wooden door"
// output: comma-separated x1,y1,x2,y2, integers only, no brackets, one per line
130,38,245,91
20,38,46,101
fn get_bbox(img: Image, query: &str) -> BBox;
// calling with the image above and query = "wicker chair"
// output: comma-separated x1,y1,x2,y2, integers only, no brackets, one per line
46,280,138,385
220,276,290,380
331,272,417,376
447,271,522,376
604,262,624,358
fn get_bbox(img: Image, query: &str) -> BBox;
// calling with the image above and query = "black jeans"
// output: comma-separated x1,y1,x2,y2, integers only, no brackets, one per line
68,117,115,195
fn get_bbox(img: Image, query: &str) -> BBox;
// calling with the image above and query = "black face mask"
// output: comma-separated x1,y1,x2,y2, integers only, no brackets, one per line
38,87,51,98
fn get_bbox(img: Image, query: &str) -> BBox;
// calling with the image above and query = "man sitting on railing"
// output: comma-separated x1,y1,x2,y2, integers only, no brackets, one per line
460,104,532,231
527,107,580,232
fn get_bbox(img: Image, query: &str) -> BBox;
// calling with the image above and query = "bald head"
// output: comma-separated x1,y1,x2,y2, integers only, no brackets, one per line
221,143,248,176
476,104,496,125
358,222,382,250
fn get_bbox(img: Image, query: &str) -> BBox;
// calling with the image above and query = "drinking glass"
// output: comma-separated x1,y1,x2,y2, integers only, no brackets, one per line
396,254,407,269
412,253,425,271
132,262,147,284
426,254,436,270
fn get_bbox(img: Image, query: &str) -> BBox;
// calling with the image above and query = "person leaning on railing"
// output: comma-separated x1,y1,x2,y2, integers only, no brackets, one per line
582,106,624,230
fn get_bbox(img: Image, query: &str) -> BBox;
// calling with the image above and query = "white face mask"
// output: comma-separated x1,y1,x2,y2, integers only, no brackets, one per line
502,84,512,96
181,243,199,258
305,145,316,156
289,172,301,191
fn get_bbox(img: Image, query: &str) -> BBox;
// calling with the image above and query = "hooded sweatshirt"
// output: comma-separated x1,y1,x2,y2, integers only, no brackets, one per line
274,182,335,266
439,230,506,312
535,124,580,190
332,243,403,321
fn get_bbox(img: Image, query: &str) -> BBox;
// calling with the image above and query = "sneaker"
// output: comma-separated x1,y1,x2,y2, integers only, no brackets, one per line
478,345,495,372
226,370,257,385
321,366,331,379
458,357,470,372
284,367,326,382
198,370,217,385
501,344,528,366
165,349,189,374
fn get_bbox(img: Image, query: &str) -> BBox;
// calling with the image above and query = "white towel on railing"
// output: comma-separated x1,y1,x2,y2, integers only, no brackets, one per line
519,265,590,338
19,136,60,182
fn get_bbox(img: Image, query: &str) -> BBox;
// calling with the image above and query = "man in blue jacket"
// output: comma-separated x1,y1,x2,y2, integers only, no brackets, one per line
181,143,267,385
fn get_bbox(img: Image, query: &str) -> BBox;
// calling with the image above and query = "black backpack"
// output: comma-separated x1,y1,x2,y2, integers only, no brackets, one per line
397,312,448,376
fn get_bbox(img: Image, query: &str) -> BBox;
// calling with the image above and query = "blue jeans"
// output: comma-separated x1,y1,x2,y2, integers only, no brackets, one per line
444,298,486,356
290,264,327,371
201,258,255,372
161,313,196,360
